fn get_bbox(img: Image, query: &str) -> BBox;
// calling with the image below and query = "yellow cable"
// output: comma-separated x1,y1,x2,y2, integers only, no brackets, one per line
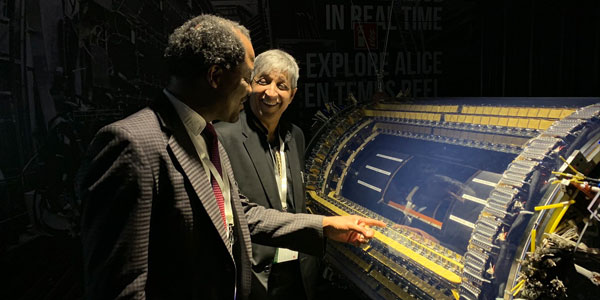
552,170,585,180
549,203,572,233
559,155,583,177
510,279,526,293
512,281,526,297
530,229,536,252
534,200,575,211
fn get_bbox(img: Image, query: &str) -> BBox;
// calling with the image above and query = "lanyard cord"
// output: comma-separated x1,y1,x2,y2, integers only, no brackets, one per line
269,136,288,211
199,133,234,235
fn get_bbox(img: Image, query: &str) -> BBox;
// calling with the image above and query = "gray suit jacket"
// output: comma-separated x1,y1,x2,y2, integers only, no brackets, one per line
216,110,319,299
77,94,324,300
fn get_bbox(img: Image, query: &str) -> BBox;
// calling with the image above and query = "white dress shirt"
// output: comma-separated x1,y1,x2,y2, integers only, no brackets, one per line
163,89,232,226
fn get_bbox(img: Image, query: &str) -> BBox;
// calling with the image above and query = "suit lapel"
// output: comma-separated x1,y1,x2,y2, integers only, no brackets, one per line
220,145,252,257
220,145,252,296
167,137,231,250
152,95,231,253
286,133,304,213
241,114,281,210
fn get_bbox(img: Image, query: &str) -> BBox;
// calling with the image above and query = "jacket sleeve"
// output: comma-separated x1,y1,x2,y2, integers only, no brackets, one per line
77,124,153,300
240,192,325,256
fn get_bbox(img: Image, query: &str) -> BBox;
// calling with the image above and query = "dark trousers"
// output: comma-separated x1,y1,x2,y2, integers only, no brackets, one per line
249,260,307,300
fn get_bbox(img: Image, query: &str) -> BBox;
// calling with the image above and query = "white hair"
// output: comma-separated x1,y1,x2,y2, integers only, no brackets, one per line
252,49,299,89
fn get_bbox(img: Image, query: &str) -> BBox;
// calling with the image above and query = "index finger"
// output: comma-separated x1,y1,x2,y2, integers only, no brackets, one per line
358,218,386,228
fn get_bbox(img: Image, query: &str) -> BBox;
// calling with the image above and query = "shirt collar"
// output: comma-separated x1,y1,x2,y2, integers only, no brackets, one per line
246,106,269,136
163,88,207,136
245,105,293,144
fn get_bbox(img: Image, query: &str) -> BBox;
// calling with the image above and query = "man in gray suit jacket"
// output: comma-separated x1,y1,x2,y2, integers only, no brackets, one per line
77,14,384,300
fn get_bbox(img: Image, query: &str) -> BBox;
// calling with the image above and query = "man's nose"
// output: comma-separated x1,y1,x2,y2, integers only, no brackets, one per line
265,84,277,98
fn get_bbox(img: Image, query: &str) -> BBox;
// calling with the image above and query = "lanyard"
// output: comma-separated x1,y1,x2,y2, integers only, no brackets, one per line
199,149,233,227
270,136,299,264
192,130,234,240
270,136,288,211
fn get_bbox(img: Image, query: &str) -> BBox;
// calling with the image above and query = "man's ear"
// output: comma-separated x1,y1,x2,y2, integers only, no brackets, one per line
207,65,223,89
290,87,298,102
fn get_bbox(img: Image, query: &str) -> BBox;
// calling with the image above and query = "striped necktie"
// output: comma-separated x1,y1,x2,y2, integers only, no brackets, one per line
203,123,227,228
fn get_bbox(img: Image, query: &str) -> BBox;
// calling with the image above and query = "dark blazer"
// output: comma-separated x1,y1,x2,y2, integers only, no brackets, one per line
216,110,319,299
77,94,324,300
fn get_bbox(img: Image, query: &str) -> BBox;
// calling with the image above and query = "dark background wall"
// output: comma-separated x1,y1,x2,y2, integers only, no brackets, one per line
0,0,598,298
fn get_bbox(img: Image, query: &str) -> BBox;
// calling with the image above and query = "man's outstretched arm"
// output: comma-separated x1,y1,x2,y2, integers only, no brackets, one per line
242,196,385,253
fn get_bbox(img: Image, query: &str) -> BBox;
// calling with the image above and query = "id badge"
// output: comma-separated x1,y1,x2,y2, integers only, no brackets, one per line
274,247,298,263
